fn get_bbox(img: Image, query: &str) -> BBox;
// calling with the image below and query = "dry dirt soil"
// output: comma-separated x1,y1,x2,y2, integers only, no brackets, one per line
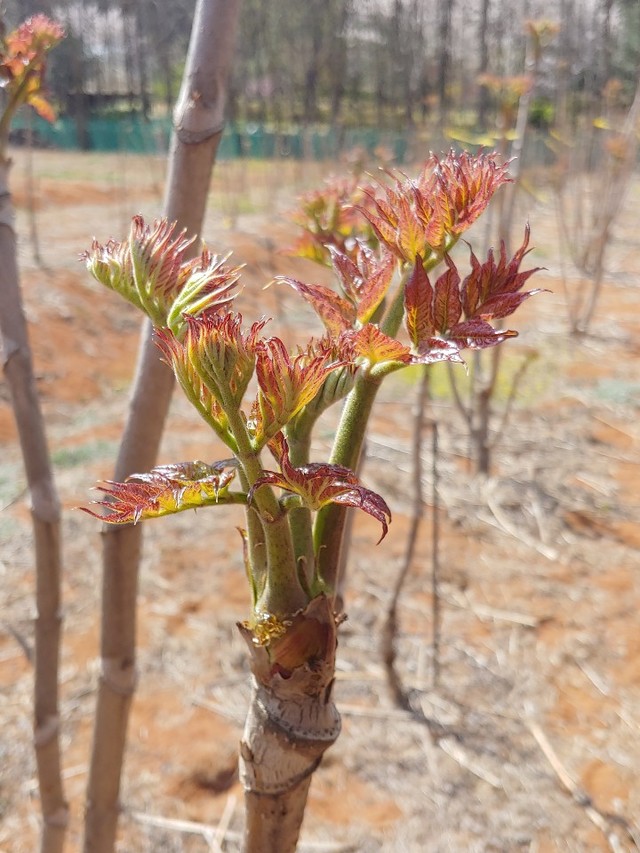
1,149,639,852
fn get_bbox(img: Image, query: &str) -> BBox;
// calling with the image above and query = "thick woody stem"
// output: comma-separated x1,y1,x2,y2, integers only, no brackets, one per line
238,595,341,853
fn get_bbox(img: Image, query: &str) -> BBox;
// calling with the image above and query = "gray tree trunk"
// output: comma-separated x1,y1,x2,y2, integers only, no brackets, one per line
82,2,242,850
0,160,68,852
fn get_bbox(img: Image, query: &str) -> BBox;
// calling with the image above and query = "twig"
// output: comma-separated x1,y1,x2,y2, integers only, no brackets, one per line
191,695,245,726
445,590,540,628
490,350,537,450
591,415,639,443
338,704,415,720
525,719,639,852
25,111,46,268
213,793,237,851
431,420,441,688
574,658,610,697
130,810,238,848
438,737,502,789
381,366,430,712
1,620,33,663
130,809,359,852
484,484,558,560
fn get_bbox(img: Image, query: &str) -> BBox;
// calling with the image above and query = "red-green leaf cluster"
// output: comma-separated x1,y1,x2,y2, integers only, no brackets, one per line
249,434,391,542
404,226,543,357
82,460,239,524
156,312,266,443
82,152,545,607
154,325,232,443
83,217,242,331
252,336,348,444
279,244,395,335
348,324,412,367
0,15,64,123
285,176,379,264
360,150,511,262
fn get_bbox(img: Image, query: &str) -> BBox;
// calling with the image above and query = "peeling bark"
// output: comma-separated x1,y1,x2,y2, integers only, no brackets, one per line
239,595,342,853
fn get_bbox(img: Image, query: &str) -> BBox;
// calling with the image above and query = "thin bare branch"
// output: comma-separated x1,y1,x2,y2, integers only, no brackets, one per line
382,366,429,711
526,719,639,852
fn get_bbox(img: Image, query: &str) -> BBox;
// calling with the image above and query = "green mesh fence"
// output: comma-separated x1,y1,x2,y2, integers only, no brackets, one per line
10,113,410,162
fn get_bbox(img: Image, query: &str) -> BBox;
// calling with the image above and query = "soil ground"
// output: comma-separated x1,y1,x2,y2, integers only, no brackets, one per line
0,148,639,852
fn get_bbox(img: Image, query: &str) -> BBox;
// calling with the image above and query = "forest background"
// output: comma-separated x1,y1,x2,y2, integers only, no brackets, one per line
3,0,640,158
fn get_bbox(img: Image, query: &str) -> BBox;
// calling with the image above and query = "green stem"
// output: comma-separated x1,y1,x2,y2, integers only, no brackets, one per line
313,370,382,590
257,512,308,616
283,424,314,584
312,249,452,595
215,375,304,617
380,273,407,336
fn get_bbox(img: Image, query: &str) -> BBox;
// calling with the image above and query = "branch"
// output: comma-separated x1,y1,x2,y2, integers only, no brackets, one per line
83,2,242,850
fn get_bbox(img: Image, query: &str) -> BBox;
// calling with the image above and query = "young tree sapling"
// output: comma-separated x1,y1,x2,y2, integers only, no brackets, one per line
0,16,67,853
82,150,542,852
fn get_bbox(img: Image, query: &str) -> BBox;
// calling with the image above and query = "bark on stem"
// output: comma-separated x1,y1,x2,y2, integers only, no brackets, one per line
83,2,241,850
0,160,68,852
239,595,341,853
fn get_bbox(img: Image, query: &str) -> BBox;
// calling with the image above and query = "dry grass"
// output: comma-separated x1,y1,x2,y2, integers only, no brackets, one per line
1,148,639,852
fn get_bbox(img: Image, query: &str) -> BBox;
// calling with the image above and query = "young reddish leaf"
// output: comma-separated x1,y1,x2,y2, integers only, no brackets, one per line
83,217,192,319
125,217,195,313
433,258,462,333
327,244,396,326
249,433,391,542
396,192,428,262
350,324,412,367
0,16,64,122
5,15,64,57
359,209,402,261
166,248,243,332
358,188,406,261
185,312,265,407
412,339,465,365
359,151,510,264
83,216,242,328
283,232,329,266
354,247,396,324
449,319,518,349
279,276,355,335
327,245,362,303
484,226,542,298
411,182,436,244
154,327,234,443
25,92,56,122
475,290,542,322
497,223,533,286
421,185,452,251
284,175,380,264
254,337,347,443
404,256,435,347
82,460,239,524
429,150,512,237
462,226,543,321
461,247,492,318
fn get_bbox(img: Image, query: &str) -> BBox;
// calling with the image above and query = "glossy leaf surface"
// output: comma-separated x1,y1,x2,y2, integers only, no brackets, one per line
249,434,391,542
82,460,240,524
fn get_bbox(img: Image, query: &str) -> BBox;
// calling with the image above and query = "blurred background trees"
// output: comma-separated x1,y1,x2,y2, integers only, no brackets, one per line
3,0,639,148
